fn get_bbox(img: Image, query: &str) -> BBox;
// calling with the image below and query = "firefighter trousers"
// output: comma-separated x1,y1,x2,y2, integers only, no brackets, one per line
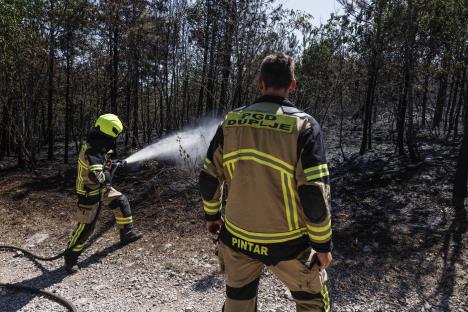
65,188,134,255
218,241,330,312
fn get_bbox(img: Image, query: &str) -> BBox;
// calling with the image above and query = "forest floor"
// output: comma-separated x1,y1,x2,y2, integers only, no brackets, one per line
0,121,467,312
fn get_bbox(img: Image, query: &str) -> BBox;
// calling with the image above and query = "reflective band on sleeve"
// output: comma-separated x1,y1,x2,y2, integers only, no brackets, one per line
308,229,332,242
307,220,331,233
89,164,104,171
203,200,221,215
307,219,332,242
204,207,220,215
203,200,221,207
304,164,329,181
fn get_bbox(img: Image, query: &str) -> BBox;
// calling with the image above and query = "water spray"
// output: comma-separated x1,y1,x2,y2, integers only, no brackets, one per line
0,119,221,311
124,118,220,165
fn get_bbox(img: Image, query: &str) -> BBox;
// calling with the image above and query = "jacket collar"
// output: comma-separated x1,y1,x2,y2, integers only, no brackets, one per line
253,95,295,107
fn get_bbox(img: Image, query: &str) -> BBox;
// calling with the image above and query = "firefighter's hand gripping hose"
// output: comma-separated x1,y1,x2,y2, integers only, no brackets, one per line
0,160,125,312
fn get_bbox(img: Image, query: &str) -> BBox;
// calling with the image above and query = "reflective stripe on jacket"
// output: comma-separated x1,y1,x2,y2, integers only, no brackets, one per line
199,95,332,264
76,143,106,201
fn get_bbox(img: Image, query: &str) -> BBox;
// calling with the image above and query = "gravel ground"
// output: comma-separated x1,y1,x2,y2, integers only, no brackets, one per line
0,225,297,312
0,122,467,312
1,222,466,312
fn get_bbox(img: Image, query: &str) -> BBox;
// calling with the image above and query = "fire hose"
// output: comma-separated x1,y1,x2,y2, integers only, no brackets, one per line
0,283,77,312
0,160,125,312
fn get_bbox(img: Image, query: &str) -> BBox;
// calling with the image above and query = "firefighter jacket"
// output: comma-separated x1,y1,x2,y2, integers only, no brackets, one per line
76,132,112,208
199,95,332,265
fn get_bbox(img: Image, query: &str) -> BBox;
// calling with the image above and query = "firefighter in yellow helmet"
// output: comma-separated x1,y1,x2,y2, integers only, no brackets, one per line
199,53,332,311
64,114,142,273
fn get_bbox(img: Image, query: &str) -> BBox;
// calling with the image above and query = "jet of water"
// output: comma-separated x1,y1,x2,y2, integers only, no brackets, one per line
124,118,220,165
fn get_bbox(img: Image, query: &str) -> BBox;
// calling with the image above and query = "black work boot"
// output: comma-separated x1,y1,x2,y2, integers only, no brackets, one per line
120,227,143,245
64,251,79,274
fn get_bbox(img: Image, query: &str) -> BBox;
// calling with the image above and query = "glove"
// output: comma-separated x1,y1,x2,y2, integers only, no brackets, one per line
103,171,111,183
102,160,112,189
207,218,224,235
105,159,113,172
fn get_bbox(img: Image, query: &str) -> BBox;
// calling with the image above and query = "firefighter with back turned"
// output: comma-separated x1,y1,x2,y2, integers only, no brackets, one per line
199,53,333,311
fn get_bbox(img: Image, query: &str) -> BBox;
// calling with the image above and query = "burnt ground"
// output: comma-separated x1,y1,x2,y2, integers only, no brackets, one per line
0,121,467,312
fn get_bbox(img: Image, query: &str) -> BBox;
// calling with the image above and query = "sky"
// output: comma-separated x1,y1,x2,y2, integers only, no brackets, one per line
282,0,343,26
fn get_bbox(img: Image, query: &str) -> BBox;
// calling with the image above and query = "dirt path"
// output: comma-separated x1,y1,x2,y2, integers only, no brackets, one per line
0,135,467,311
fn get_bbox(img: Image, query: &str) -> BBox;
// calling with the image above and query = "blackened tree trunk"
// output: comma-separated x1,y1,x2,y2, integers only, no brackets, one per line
163,41,170,132
124,81,130,149
231,58,244,110
359,0,384,155
205,8,218,116
360,69,377,155
448,68,464,138
110,27,119,114
433,61,449,130
454,72,466,138
131,50,140,148
129,3,140,148
406,74,420,162
420,62,431,128
47,28,55,161
401,0,420,162
158,88,164,135
0,99,11,160
64,29,73,164
443,74,457,133
217,0,235,116
196,0,211,117
453,79,468,222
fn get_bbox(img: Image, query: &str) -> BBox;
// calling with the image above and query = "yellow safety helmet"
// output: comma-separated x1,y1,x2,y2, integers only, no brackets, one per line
95,114,123,138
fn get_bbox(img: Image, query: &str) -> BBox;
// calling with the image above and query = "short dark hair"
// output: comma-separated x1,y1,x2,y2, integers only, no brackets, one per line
259,53,295,89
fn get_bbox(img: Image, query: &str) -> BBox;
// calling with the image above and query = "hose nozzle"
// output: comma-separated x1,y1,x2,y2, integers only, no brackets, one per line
115,160,127,167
